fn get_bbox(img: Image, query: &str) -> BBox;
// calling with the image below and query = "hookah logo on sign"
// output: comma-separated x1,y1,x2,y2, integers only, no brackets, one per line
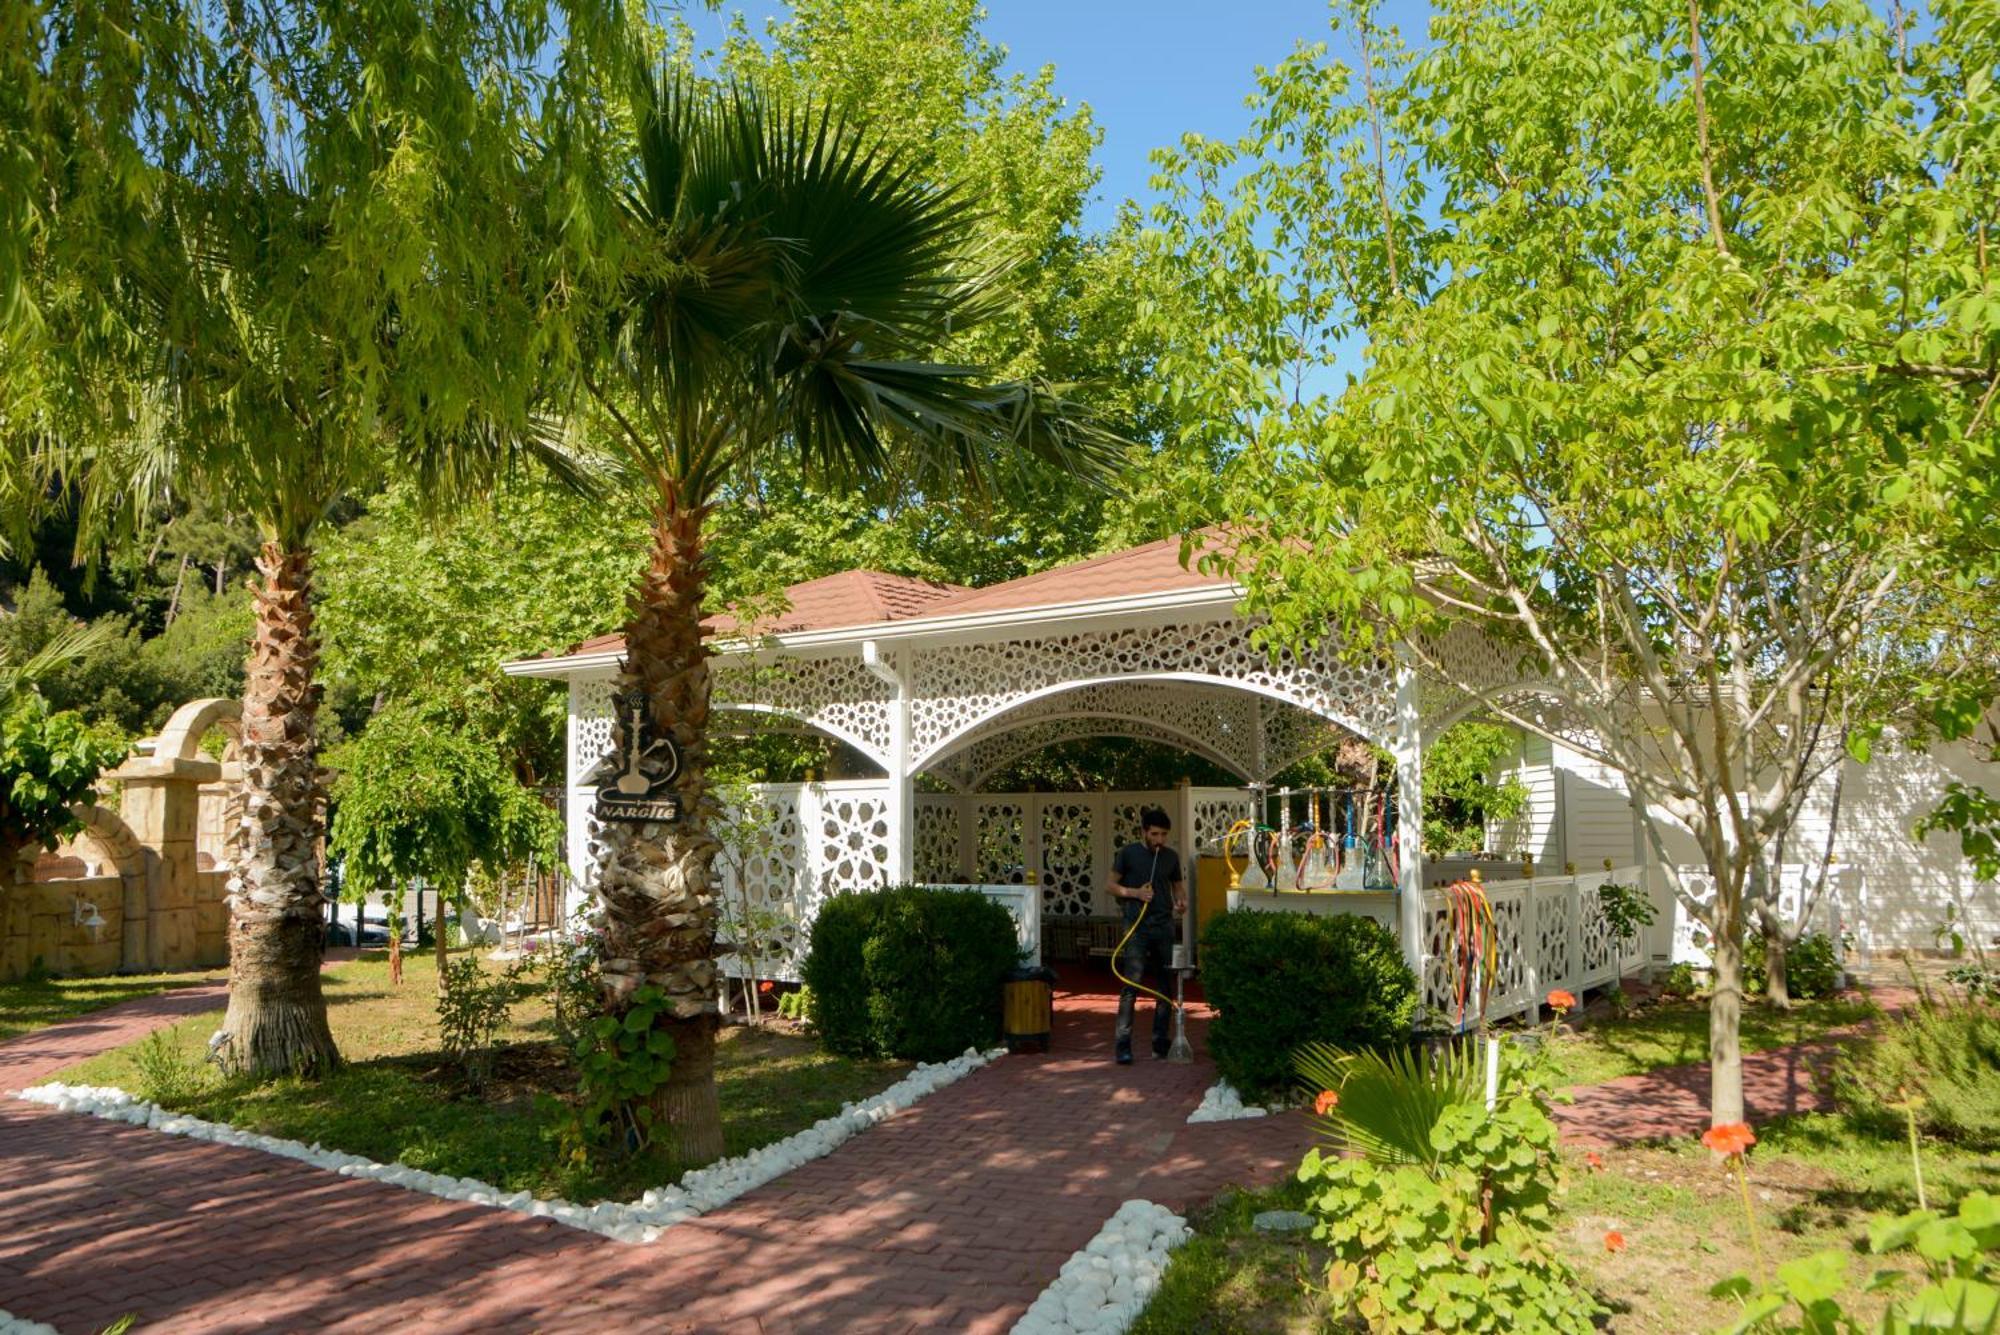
591,687,684,824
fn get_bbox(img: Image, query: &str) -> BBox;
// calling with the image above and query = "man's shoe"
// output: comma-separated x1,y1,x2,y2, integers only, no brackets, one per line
1115,1040,1133,1065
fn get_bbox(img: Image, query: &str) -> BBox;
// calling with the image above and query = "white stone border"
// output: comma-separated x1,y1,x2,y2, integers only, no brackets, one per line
0,1311,59,1335
1185,1080,1268,1123
1011,1199,1190,1335
19,1046,1003,1245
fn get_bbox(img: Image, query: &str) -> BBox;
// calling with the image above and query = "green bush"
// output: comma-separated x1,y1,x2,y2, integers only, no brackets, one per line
803,886,1018,1061
1202,909,1418,1100
801,892,888,1057
1295,1040,1601,1331
1833,993,2000,1150
1745,930,1841,999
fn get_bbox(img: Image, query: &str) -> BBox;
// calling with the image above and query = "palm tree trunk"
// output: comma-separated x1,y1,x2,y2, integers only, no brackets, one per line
216,542,341,1077
594,498,725,1164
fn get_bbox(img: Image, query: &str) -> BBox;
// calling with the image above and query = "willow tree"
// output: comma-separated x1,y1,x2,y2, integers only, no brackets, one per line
577,74,1120,1160
5,1,621,1075
1141,0,1998,1123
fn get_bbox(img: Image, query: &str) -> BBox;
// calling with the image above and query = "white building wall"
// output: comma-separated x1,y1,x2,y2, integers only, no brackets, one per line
1487,732,1561,864
1497,726,2000,954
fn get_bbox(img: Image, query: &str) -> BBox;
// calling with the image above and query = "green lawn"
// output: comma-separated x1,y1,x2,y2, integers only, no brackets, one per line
1543,993,1879,1087
0,966,227,1043
1134,1114,1998,1333
52,951,909,1204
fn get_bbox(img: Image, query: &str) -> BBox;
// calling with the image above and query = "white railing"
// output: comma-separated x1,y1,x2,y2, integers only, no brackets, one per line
1417,867,1650,1030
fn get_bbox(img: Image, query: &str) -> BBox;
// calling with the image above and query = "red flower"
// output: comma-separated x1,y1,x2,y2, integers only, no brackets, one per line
1314,1089,1340,1116
1701,1122,1757,1157
758,980,775,995
1546,989,1577,1012
1604,1231,1626,1253
1585,1151,1605,1172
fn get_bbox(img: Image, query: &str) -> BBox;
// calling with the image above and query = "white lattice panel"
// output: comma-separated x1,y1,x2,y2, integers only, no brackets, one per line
975,801,1027,884
912,798,963,883
814,789,894,894
713,655,894,765
1039,800,1096,917
1579,880,1619,983
1419,869,1655,1029
1193,791,1254,854
570,678,617,781
909,619,1398,763
1534,889,1574,994
715,791,807,977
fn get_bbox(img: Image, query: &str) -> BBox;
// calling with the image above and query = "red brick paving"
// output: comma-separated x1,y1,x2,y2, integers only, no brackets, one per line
0,983,1311,1334
2,971,1908,1333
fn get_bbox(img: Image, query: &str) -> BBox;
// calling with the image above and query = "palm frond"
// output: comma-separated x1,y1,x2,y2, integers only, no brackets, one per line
1295,1039,1485,1171
0,619,120,704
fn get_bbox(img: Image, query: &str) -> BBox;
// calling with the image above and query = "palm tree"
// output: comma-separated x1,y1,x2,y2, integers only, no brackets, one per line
579,74,1123,1160
29,176,576,1077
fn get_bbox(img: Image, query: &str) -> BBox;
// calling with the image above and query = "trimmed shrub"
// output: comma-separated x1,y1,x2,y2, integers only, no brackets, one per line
863,888,1019,1062
801,892,888,1058
802,886,1018,1061
1745,930,1841,1000
1202,909,1419,1100
1833,993,2000,1150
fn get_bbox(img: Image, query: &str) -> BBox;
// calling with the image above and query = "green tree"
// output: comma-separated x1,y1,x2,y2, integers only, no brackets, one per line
6,0,624,1077
1141,0,1998,1122
0,623,127,870
570,72,1119,1160
327,704,561,981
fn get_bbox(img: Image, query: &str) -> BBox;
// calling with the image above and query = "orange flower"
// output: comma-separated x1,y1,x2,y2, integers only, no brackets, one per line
1604,1231,1626,1253
758,980,775,994
1314,1089,1340,1116
1701,1122,1757,1157
1585,1151,1605,1172
1546,989,1577,1012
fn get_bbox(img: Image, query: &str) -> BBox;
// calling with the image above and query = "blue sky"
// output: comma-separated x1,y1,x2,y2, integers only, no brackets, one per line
694,1,1436,232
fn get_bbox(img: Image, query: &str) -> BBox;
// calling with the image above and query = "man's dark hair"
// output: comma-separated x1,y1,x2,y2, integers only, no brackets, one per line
1140,807,1172,831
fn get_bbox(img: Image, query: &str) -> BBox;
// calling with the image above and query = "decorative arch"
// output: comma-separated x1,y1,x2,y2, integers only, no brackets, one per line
64,803,146,879
154,697,242,762
711,703,891,771
927,714,1252,792
906,618,1400,766
910,672,1389,777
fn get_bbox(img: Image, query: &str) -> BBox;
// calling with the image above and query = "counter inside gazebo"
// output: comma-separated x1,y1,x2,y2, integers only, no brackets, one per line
504,533,1646,1026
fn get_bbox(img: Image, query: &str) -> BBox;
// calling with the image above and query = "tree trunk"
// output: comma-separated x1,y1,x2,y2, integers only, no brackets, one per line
216,542,341,1078
1762,911,1791,1009
1706,862,1748,1126
592,498,725,1165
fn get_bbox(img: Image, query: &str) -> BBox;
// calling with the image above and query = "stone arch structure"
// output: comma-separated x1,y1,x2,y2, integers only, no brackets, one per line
155,697,243,762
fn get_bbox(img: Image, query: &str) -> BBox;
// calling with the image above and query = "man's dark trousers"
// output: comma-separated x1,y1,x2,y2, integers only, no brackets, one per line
1116,921,1176,1057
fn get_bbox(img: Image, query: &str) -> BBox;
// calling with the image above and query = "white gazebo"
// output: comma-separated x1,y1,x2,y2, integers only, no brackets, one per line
504,532,1646,1025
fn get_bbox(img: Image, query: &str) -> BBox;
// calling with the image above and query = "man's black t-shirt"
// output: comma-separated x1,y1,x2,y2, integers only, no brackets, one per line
1111,841,1183,931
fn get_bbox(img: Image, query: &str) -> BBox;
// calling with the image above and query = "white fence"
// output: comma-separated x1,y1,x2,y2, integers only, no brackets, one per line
1413,867,1649,1030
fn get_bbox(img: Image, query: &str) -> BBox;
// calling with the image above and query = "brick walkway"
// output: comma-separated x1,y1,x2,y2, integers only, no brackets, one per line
0,984,1311,1334
1,973,1905,1332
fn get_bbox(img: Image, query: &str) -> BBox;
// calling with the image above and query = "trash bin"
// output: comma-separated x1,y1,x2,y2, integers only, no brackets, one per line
1002,964,1058,1053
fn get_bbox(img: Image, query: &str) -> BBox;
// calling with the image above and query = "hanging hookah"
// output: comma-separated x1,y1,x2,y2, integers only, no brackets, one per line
1334,789,1366,891
1298,792,1334,891
1272,789,1300,891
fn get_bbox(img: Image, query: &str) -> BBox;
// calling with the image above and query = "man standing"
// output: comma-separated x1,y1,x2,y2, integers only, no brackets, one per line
1105,807,1186,1064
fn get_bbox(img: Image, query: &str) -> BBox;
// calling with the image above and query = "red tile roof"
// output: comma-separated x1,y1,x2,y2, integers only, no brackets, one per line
544,531,1238,660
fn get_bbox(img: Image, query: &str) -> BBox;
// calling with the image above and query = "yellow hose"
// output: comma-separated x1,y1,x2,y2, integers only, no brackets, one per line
1110,897,1179,1010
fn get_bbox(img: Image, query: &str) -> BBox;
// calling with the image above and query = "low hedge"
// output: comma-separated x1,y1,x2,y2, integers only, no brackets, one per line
802,885,1019,1062
1202,909,1419,1100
